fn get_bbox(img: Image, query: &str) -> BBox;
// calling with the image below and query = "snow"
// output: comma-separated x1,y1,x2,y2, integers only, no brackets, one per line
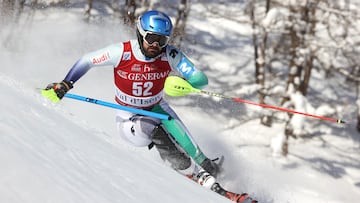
1,5,360,203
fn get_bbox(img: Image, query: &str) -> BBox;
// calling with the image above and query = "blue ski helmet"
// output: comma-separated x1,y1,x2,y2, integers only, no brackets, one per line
136,10,173,53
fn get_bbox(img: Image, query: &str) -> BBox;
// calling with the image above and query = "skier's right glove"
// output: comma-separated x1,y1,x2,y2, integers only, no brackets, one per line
41,80,73,102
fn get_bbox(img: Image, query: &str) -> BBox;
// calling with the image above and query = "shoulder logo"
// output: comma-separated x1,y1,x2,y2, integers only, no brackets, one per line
92,52,110,65
122,52,131,60
169,49,178,58
178,57,195,78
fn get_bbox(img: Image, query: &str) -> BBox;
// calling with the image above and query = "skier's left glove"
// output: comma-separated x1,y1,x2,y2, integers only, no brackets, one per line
41,80,73,102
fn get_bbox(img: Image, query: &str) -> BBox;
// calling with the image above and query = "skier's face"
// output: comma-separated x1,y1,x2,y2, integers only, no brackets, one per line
142,40,162,58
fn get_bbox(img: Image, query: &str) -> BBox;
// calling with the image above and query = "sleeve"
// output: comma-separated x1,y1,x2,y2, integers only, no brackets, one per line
166,45,208,89
63,43,123,84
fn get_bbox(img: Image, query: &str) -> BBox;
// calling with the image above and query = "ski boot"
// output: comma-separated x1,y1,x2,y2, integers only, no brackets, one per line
194,171,257,203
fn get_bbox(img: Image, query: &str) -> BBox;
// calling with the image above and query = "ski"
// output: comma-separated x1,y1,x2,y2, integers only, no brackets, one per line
189,174,258,203
211,182,258,203
187,157,258,203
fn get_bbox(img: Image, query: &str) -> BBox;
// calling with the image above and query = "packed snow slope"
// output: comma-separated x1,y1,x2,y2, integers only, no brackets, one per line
1,6,360,203
0,74,232,203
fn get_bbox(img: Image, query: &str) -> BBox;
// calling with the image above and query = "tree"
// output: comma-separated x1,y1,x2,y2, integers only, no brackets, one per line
249,0,272,126
170,0,190,48
247,0,360,155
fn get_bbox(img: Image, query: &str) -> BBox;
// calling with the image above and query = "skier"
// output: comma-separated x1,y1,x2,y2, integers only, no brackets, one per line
42,10,256,203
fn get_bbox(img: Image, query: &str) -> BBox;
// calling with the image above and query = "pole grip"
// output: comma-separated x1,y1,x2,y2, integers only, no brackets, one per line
64,93,172,120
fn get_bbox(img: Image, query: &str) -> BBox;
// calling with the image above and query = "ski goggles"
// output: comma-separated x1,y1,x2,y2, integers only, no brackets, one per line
143,32,170,48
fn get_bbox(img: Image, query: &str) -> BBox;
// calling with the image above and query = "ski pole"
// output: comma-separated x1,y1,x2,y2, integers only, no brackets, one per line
64,93,172,120
164,76,345,124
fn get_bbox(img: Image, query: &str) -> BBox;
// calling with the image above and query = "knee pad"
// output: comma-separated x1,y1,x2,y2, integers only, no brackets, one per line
118,121,152,147
117,116,159,147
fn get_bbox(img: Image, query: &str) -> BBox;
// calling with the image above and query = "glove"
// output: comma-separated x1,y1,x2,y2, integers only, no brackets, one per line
41,80,73,102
